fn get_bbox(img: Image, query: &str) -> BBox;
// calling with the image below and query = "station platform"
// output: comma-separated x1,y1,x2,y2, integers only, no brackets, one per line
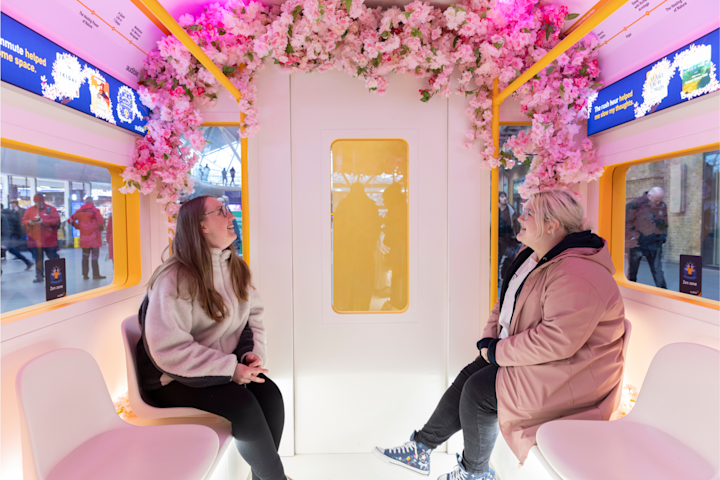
1,245,114,313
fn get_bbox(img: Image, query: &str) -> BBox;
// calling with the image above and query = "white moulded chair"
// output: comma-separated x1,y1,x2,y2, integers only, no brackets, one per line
537,342,719,480
16,348,219,480
122,315,250,480
489,318,632,480
122,314,215,419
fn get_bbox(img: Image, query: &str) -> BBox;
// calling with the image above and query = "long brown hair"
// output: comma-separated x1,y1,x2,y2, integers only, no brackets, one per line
148,195,252,322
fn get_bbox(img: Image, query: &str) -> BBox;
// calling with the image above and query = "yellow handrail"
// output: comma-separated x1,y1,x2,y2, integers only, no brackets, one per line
490,79,500,307
137,0,242,102
493,0,629,106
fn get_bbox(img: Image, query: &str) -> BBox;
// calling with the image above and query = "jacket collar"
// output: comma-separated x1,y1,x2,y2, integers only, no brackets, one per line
498,231,604,307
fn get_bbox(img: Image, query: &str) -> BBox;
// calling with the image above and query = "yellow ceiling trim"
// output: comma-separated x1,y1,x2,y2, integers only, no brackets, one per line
130,0,171,36
493,0,628,106
136,0,242,102
563,0,614,36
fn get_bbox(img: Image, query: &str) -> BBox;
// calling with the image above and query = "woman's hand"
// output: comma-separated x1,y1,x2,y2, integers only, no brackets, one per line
233,363,268,384
244,353,263,368
480,348,489,363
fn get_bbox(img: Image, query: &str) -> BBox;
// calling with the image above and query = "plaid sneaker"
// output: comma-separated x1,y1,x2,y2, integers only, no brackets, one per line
372,432,433,476
437,453,496,480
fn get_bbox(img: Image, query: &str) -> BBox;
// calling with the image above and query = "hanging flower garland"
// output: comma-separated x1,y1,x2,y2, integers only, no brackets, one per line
120,0,603,223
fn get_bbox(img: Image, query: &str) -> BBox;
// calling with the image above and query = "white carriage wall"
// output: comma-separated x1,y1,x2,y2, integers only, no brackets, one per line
0,84,167,480
247,65,491,455
587,92,720,390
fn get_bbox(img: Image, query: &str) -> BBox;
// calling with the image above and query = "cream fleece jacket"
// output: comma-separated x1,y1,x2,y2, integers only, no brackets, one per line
144,248,267,386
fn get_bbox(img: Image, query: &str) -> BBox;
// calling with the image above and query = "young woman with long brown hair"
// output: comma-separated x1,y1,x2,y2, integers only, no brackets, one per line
135,195,289,480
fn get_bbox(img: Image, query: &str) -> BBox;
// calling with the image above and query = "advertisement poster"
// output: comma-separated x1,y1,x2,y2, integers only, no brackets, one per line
679,254,703,296
0,13,148,135
45,258,67,301
588,29,720,135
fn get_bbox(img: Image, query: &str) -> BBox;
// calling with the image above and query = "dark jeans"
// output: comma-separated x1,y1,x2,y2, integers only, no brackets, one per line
415,357,499,474
147,375,286,480
6,246,32,266
628,244,667,289
30,246,59,278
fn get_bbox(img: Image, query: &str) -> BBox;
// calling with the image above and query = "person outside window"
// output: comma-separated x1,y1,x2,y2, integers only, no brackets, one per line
374,190,626,480
222,168,228,186
1,202,33,270
69,196,106,280
625,186,668,289
498,191,520,283
203,164,210,182
22,194,61,283
230,166,236,186
137,196,291,480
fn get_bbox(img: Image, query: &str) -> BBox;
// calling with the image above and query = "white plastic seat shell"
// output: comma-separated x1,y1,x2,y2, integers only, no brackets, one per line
537,342,720,480
122,314,215,419
490,318,632,480
16,348,219,480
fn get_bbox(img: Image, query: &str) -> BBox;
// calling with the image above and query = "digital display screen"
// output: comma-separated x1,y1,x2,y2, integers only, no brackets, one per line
588,29,720,135
0,13,148,135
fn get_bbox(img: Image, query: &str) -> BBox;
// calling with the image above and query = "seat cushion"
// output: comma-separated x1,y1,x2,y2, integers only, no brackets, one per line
537,419,715,480
47,424,219,480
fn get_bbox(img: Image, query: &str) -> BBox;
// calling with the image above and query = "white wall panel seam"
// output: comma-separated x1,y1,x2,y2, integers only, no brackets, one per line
289,73,298,456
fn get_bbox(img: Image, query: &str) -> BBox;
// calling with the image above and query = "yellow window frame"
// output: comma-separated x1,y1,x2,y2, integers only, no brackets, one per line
198,123,250,265
0,138,142,324
598,142,720,310
329,138,410,315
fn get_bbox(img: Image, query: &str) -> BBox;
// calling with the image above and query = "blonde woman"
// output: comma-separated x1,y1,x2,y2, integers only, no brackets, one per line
374,190,626,480
136,196,290,480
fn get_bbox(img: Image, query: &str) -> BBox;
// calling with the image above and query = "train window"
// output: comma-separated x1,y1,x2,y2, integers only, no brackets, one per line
181,126,244,257
331,139,409,313
1,146,116,314
497,125,531,295
623,149,719,301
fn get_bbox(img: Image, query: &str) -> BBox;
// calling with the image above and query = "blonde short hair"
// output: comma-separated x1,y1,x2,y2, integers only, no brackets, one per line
526,190,585,239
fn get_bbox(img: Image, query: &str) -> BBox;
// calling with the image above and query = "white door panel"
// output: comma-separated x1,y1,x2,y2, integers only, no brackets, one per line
291,72,448,454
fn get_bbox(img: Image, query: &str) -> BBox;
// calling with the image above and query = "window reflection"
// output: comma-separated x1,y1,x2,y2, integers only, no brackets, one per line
497,126,531,295
331,140,409,313
1,147,114,314
624,150,719,300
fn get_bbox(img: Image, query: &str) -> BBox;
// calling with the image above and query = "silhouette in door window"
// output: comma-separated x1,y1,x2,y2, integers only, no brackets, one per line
381,182,408,311
333,182,382,311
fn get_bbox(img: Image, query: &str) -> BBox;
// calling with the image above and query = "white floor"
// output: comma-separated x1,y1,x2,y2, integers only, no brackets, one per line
282,453,459,480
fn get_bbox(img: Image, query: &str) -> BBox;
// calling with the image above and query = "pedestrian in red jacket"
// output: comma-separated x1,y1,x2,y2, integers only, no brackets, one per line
22,194,60,283
70,196,106,280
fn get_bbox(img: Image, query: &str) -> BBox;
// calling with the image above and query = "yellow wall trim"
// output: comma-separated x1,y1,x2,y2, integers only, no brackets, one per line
0,139,142,324
598,143,720,310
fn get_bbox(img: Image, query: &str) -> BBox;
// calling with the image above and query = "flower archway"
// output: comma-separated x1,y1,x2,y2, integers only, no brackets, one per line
120,0,603,223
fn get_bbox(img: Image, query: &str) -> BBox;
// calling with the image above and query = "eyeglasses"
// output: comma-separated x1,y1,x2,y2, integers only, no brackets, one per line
203,205,228,218
521,207,535,218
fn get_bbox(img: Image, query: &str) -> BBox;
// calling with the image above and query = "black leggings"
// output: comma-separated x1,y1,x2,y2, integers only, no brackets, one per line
414,357,499,474
147,375,286,480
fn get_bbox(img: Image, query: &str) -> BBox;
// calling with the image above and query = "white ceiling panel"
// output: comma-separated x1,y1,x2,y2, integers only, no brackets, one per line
588,0,719,84
3,0,717,103
2,0,166,86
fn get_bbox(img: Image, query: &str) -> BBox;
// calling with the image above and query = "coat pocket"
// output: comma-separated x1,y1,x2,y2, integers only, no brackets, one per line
507,363,575,412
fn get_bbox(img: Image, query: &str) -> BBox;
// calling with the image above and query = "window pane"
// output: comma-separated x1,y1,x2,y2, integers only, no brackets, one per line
331,139,408,313
1,147,115,314
181,126,243,257
624,150,719,300
497,126,531,296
